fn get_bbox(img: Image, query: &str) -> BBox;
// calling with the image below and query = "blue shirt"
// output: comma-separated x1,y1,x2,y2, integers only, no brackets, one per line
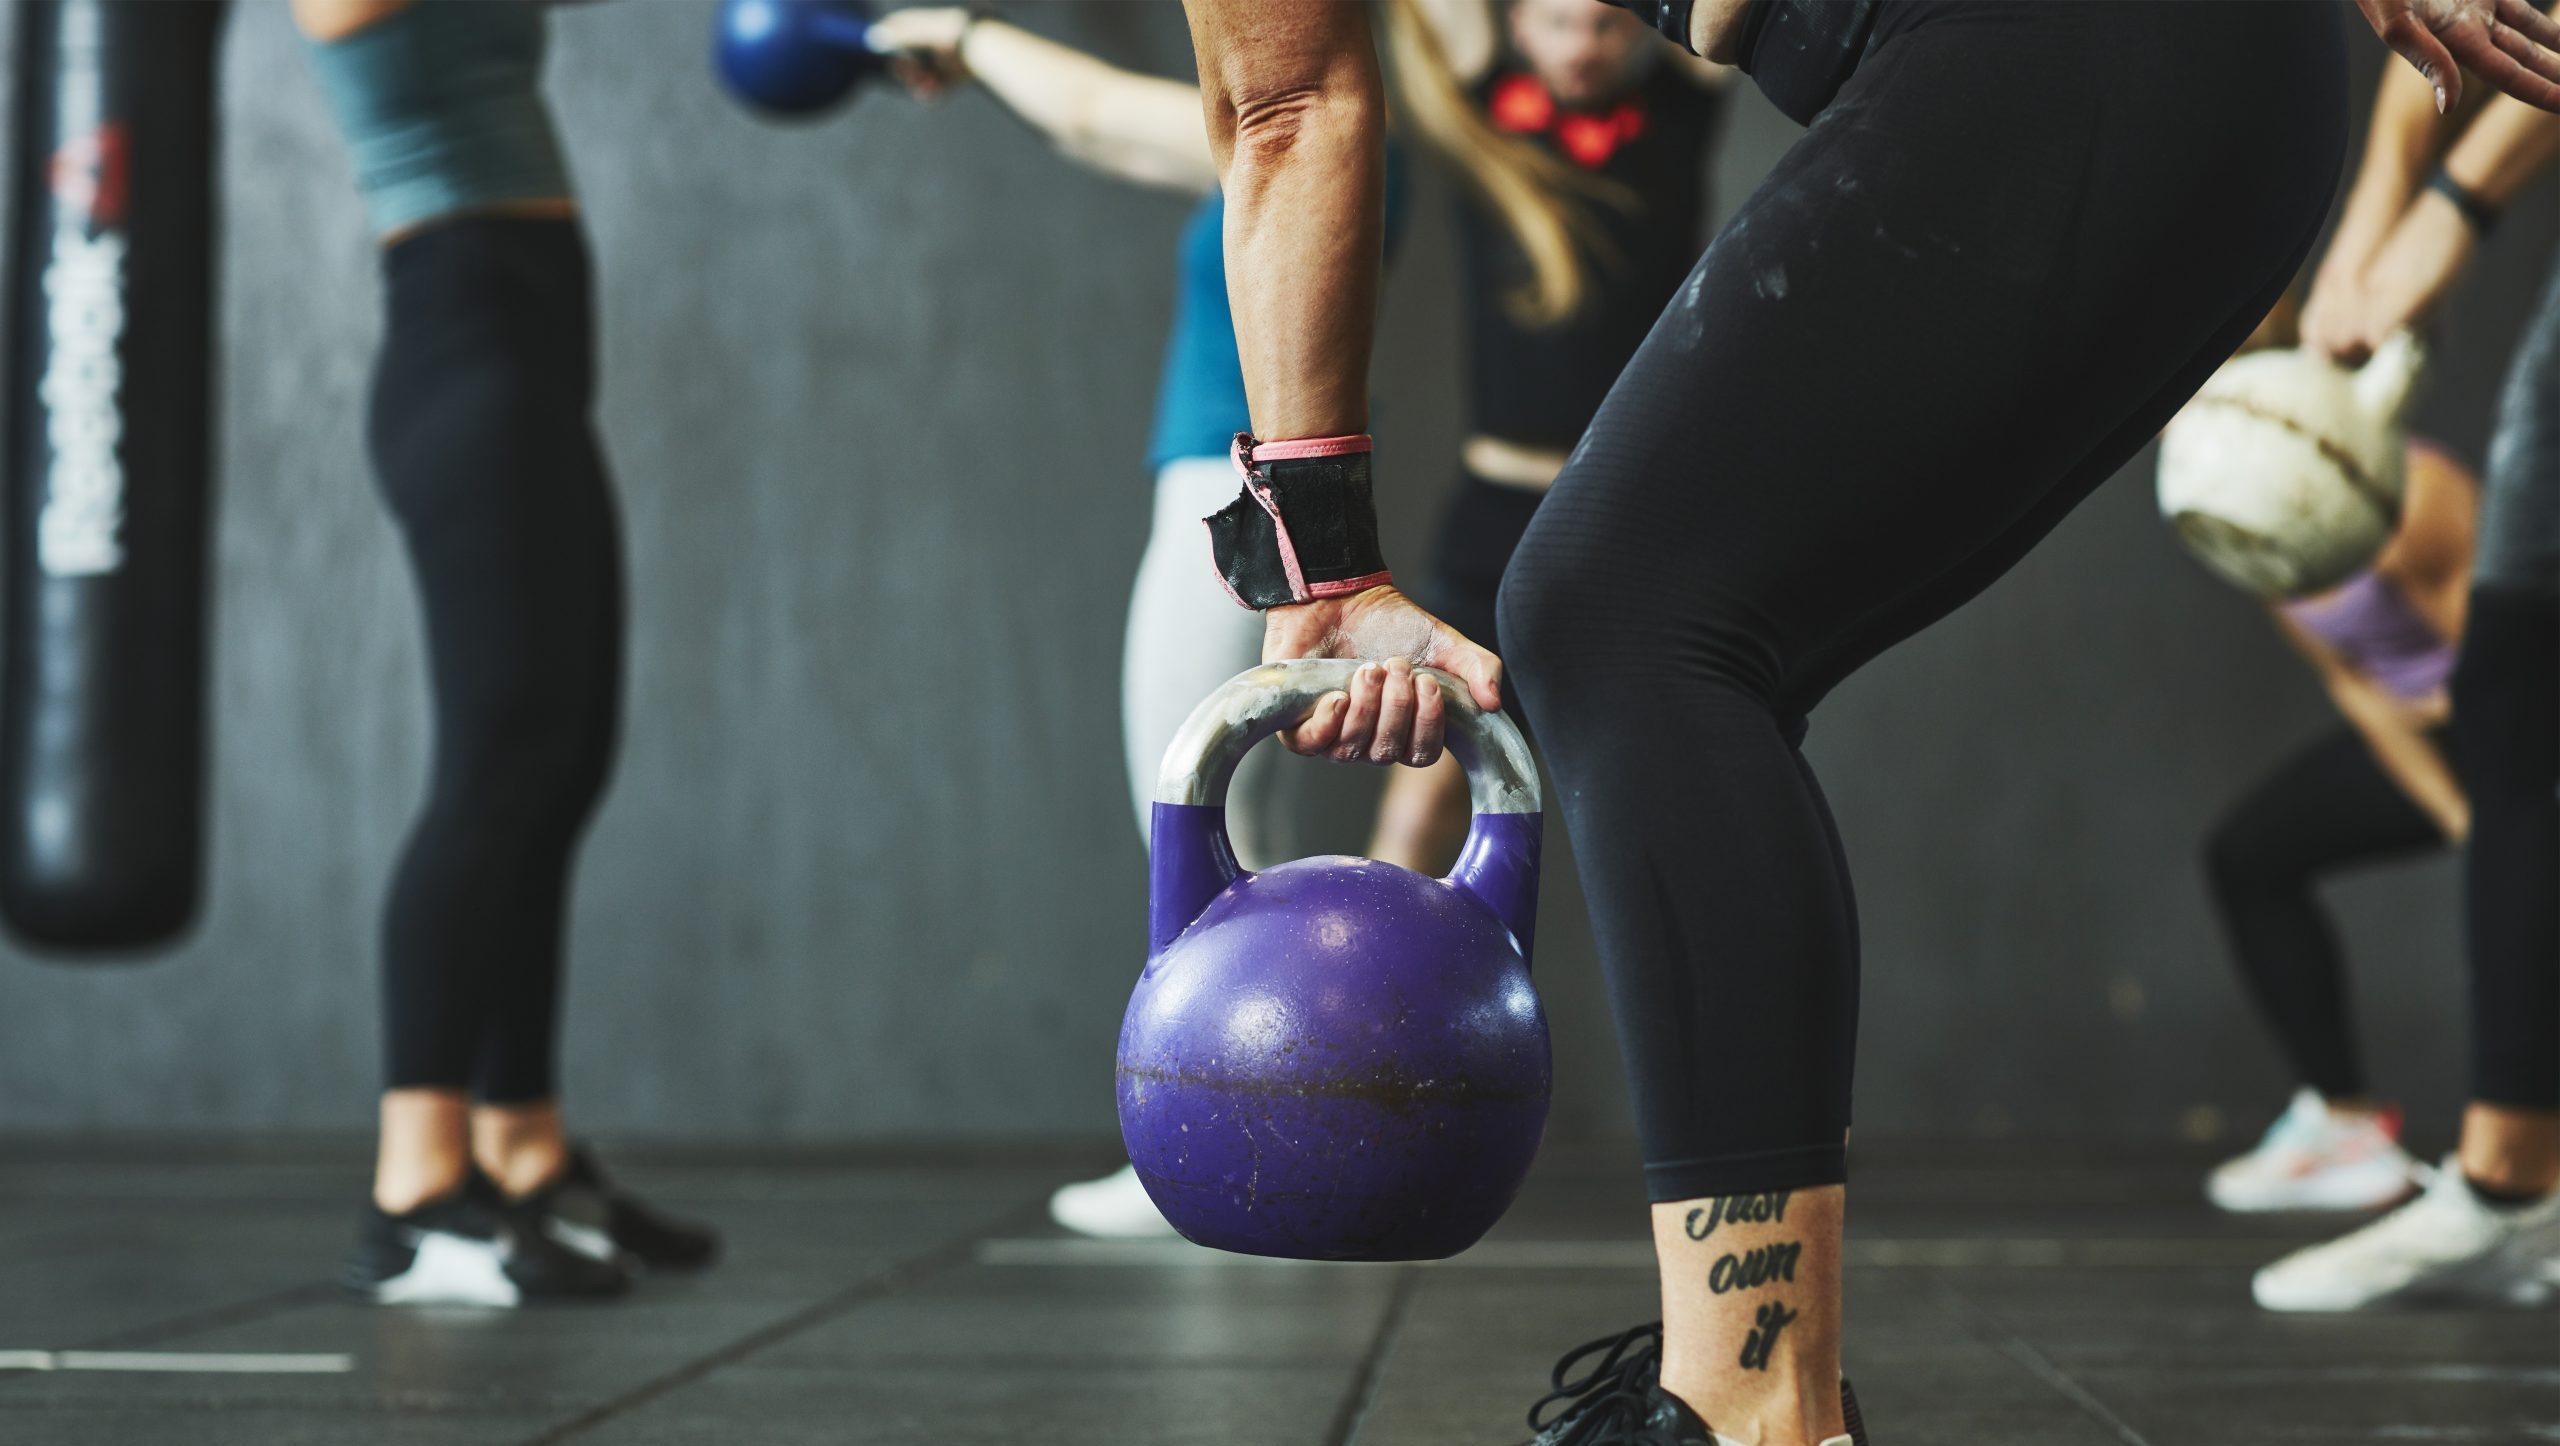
1147,147,1407,472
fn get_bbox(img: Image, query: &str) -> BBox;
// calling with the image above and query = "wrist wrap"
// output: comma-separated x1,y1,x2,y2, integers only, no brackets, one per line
1204,433,1393,610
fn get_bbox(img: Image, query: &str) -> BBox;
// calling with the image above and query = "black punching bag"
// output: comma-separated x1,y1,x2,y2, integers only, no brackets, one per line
0,1,223,953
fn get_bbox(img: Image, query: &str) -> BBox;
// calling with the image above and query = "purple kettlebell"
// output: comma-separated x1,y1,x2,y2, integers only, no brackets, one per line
1120,660,1550,1261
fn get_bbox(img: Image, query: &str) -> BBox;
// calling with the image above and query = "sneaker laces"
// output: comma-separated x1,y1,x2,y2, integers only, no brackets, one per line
1526,1321,1664,1443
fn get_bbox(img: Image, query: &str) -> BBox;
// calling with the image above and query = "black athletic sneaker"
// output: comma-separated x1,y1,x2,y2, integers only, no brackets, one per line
1521,1322,1870,1446
1544,1383,1867,1446
506,1146,719,1272
343,1176,629,1306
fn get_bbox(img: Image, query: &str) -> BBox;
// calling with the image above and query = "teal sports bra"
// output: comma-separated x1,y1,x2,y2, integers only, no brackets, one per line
303,1,572,238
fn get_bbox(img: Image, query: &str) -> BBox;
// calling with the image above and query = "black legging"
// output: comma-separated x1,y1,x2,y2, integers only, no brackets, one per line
1498,2,2347,1201
2454,586,2560,1110
2205,725,2454,1101
370,217,624,1103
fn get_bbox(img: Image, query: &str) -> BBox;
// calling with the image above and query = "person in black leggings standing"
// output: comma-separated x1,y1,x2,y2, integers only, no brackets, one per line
2253,26,2560,1314
1171,0,2560,1439
1366,0,1729,872
2199,419,2472,1216
298,0,713,1306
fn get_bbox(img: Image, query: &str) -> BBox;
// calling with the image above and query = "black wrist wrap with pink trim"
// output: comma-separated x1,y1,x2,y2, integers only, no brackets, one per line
1205,433,1394,610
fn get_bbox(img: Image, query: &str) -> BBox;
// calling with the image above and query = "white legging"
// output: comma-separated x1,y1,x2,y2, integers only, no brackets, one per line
1121,456,1289,868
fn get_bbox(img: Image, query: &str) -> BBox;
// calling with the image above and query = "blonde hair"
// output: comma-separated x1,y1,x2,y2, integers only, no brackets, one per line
1382,0,1636,328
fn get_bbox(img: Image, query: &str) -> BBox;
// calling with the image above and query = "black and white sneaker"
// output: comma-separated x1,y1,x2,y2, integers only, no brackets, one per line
1522,1321,1868,1446
1526,1321,1665,1444
343,1177,629,1306
507,1147,719,1273
1616,1384,1861,1446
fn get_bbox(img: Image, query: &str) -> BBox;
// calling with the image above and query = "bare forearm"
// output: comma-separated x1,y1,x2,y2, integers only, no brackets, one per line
2329,58,2459,272
2443,89,2560,203
2276,611,2465,837
947,20,1214,194
1186,0,1382,439
2330,675,2469,839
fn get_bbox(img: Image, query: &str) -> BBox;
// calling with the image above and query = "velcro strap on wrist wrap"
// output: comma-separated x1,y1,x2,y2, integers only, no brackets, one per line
1204,433,1394,610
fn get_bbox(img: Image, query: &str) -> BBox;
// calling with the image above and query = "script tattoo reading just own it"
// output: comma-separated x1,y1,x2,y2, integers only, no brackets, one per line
1683,1191,1790,1242
1707,1239,1802,1294
1738,1300,1799,1370
1683,1193,1803,1371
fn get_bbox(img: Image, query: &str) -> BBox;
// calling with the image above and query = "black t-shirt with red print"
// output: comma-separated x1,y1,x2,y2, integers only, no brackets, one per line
1459,60,1722,451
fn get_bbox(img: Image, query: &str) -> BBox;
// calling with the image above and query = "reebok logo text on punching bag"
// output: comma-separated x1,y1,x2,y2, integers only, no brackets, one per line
37,125,128,578
1,0,222,951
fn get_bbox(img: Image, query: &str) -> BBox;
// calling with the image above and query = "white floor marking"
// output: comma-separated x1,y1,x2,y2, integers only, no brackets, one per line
0,1351,353,1373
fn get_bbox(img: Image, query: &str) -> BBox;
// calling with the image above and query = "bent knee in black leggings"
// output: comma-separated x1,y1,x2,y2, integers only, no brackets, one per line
1503,522,1856,1201
1493,2,2343,1200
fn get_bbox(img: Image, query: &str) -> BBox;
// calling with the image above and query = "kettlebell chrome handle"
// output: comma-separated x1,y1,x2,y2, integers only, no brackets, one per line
2351,329,2427,427
1153,660,1539,815
1147,660,1544,963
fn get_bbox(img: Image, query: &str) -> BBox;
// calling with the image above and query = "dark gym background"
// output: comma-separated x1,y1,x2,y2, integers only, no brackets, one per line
0,1,2549,1150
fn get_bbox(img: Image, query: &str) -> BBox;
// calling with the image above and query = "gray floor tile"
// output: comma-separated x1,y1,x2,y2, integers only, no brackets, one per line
0,1403,554,1446
766,1260,1404,1368
572,1360,1360,1446
0,1142,2548,1445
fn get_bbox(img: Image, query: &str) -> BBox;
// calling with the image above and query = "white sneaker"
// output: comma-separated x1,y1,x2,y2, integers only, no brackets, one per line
1047,1163,1179,1239
2252,1157,2560,1312
2206,1089,2425,1213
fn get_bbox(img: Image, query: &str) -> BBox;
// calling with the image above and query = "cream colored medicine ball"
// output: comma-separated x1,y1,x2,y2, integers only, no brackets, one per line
2155,331,2425,598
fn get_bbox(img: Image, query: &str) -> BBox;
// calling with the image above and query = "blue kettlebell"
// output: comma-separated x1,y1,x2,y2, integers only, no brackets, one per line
713,0,885,118
1121,660,1552,1261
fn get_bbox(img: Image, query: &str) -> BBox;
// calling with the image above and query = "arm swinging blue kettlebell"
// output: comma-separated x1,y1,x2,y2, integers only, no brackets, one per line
1146,659,1543,959
713,0,886,118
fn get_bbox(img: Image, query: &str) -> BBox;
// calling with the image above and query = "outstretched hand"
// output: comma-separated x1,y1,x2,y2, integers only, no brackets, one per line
867,7,973,101
1260,586,1504,767
2356,0,2560,112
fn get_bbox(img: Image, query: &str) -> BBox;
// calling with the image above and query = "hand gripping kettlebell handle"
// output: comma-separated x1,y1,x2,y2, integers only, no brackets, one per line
1147,660,1544,961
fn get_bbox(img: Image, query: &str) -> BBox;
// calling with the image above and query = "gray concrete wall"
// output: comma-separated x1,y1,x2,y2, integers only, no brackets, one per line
0,2,2547,1150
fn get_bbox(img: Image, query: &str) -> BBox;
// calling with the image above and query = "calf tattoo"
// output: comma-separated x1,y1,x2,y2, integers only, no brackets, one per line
1683,1191,1790,1242
1737,1300,1799,1371
1684,1192,1806,1372
1707,1240,1802,1294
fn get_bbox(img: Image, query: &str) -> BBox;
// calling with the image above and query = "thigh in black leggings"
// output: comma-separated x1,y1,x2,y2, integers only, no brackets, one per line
370,218,624,1105
1499,2,2347,1200
2205,726,2450,1101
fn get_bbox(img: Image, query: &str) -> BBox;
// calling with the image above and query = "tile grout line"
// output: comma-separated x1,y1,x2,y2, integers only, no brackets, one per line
1993,1336,2156,1446
1324,1266,1421,1446
516,1198,1051,1446
1926,1283,2154,1446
